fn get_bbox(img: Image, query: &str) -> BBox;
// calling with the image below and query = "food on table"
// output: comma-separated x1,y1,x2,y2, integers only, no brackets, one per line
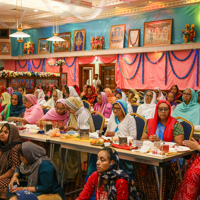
90,138,105,145
49,128,61,137
151,147,166,155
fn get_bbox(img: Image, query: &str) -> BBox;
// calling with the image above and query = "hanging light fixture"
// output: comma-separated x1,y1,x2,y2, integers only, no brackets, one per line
9,0,30,42
47,7,65,42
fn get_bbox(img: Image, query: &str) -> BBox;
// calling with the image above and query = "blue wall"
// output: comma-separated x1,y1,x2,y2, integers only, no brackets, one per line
11,5,200,56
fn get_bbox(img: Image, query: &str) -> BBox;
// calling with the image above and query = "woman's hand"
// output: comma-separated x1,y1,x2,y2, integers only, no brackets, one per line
183,137,199,150
149,134,161,142
9,176,20,191
65,126,77,131
10,187,24,193
105,131,115,137
7,117,17,122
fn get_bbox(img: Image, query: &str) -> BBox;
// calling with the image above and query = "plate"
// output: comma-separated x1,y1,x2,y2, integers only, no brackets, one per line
148,152,167,157
174,146,190,152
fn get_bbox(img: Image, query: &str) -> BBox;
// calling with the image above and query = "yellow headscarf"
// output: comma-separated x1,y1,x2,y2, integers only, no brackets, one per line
129,89,140,102
2,92,11,106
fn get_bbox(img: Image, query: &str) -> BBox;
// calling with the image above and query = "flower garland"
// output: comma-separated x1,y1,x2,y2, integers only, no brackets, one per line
0,70,60,78
171,50,193,61
122,54,138,65
55,59,65,67
145,52,164,64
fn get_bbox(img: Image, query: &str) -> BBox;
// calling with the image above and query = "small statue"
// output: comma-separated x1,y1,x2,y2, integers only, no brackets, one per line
90,36,95,50
99,36,104,49
95,36,100,49
181,24,190,43
27,42,31,54
23,42,27,54
190,24,195,42
30,42,34,54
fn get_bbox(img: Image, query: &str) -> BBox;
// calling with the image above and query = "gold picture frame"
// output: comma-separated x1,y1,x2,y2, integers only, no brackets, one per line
38,38,51,54
72,29,86,51
0,42,10,55
128,29,140,47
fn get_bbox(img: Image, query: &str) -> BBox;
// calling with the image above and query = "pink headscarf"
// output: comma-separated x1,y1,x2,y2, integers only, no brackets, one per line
94,92,112,118
25,94,37,105
7,87,14,96
154,87,166,101
43,99,69,124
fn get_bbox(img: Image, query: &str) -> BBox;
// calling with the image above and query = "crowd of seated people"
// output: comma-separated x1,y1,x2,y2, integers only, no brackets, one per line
0,82,199,200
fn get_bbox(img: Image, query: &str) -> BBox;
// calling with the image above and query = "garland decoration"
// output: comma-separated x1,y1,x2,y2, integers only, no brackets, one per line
122,54,138,65
145,52,164,64
171,50,193,61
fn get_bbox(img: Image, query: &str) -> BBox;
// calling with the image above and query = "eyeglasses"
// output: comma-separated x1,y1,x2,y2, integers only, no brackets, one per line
113,107,121,111
183,93,191,96
55,107,65,111
146,94,153,98
158,108,169,112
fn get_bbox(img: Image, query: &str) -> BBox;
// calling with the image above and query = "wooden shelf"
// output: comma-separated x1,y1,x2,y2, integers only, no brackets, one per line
1,42,200,60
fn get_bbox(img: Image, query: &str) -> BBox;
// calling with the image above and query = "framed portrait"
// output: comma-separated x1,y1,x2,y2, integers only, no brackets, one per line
8,79,34,90
53,32,71,53
109,24,125,49
0,42,10,55
61,73,67,87
38,38,51,54
143,19,173,47
36,79,59,89
72,29,86,51
128,29,140,47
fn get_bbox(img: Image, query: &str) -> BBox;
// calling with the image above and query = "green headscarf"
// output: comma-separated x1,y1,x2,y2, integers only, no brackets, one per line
195,90,200,103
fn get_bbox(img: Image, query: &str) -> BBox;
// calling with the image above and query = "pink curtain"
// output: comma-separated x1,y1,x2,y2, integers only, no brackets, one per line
97,55,116,63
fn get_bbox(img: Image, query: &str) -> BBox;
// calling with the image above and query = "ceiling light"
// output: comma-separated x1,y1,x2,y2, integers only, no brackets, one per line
34,9,38,12
47,33,65,41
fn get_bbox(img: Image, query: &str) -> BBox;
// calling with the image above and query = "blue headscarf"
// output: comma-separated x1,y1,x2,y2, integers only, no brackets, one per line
116,88,122,93
10,91,26,117
172,88,200,125
195,90,200,103
113,99,128,132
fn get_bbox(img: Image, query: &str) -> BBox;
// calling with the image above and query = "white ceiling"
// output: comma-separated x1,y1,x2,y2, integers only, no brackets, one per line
0,0,199,29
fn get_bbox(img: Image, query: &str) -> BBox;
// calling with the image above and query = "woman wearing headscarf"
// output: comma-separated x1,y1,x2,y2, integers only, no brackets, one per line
73,85,81,96
166,92,177,114
0,92,25,121
62,84,69,99
104,88,116,103
170,85,182,101
7,87,14,96
0,85,5,98
0,123,22,200
77,148,139,200
94,92,112,118
69,86,82,101
196,90,200,103
9,142,65,200
137,91,156,119
128,89,140,104
82,86,98,105
154,87,166,101
43,89,62,108
10,94,44,125
37,99,69,129
34,89,46,106
2,92,11,107
95,85,103,93
172,88,200,125
18,86,26,97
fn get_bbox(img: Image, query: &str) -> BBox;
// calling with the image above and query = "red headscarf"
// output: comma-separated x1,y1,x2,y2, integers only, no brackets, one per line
147,100,178,142
74,85,81,96
84,85,98,104
0,85,5,97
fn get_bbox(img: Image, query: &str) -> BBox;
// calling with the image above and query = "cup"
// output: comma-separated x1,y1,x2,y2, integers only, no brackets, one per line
162,144,169,153
79,129,89,140
154,141,161,150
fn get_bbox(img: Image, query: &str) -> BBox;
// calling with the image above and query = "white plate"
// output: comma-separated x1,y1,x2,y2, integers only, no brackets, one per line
148,152,167,157
174,146,190,152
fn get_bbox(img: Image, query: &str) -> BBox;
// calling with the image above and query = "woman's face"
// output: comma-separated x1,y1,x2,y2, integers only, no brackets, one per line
11,94,18,106
87,87,93,96
129,91,135,98
145,91,153,104
18,88,23,95
53,86,56,90
157,103,170,121
55,102,66,115
62,87,69,98
0,126,9,144
83,85,87,92
171,86,178,94
96,86,100,93
35,91,39,98
167,93,174,102
154,89,159,98
113,103,123,118
53,91,58,102
183,89,191,105
23,99,32,109
198,92,200,103
65,105,76,114
97,94,102,105
19,154,28,164
96,150,110,173
116,93,122,100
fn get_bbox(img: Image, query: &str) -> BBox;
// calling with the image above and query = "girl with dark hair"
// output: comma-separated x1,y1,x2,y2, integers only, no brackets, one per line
95,85,103,93
82,86,98,105
170,85,182,101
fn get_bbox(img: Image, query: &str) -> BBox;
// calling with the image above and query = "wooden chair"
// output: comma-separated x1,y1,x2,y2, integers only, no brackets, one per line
131,103,139,113
91,111,105,131
162,91,167,97
130,113,147,140
82,100,91,111
42,106,52,109
175,117,194,140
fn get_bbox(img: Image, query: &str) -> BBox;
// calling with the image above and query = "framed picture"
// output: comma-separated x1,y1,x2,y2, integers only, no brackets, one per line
38,38,51,54
128,29,140,47
36,79,59,89
72,29,86,51
8,79,34,90
0,42,10,55
143,19,173,46
53,32,71,53
109,24,125,49
61,73,67,87
0,79,7,88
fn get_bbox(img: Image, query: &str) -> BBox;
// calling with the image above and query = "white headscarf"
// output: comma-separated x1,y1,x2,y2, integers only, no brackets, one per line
137,91,156,119
121,92,128,103
154,87,166,100
35,89,46,106
43,89,62,108
69,86,81,101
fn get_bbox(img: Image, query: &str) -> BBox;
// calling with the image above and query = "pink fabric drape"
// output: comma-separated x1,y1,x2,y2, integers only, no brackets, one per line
97,55,116,63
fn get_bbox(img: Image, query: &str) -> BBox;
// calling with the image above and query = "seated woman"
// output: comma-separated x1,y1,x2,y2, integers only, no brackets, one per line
69,86,82,101
174,138,200,200
43,89,62,108
172,88,200,125
37,99,69,129
9,94,44,125
0,92,25,121
73,85,81,96
128,89,140,104
2,92,11,107
196,90,200,103
0,85,5,98
171,85,182,101
141,100,184,145
95,85,103,93
9,142,65,200
154,87,166,101
77,148,139,200
0,123,22,200
62,84,69,98
104,88,116,103
18,86,26,97
94,92,112,118
137,90,156,119
80,84,87,99
82,85,98,105
34,89,46,106
166,92,177,114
